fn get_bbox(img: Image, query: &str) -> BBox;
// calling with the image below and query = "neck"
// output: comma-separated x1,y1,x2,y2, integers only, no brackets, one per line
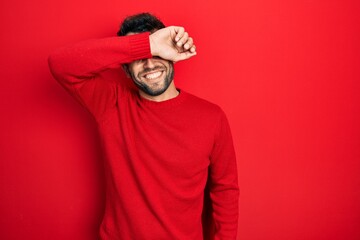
139,82,179,102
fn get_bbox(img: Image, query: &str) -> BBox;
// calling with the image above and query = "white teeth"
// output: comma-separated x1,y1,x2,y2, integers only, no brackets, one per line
144,71,162,79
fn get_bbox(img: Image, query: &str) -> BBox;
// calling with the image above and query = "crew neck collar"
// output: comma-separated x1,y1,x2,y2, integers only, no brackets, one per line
137,88,187,108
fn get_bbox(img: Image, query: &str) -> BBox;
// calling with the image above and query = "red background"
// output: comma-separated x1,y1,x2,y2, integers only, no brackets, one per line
1,0,360,239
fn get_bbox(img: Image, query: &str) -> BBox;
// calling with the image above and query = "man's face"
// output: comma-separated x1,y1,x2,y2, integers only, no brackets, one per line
126,57,174,97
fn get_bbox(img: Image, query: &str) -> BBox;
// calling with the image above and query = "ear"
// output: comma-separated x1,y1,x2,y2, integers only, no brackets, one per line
122,64,131,78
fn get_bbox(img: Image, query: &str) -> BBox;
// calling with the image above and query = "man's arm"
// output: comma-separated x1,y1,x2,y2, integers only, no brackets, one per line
48,32,152,117
48,26,196,117
209,110,239,240
48,26,196,81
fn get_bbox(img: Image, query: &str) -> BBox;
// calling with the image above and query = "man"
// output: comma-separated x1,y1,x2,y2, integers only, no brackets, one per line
49,13,239,240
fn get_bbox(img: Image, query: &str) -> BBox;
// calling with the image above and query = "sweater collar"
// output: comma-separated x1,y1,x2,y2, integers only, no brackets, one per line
137,88,187,108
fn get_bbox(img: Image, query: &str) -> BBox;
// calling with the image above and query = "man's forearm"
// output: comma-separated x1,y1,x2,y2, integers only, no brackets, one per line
48,32,151,82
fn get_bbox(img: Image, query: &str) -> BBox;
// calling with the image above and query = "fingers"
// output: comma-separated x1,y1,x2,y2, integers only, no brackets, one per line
183,37,193,50
179,37,196,55
172,26,195,49
176,31,188,47
174,26,185,42
185,38,196,53
171,26,197,57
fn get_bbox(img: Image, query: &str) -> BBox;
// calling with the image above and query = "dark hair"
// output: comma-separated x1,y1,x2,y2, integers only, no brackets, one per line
117,13,165,36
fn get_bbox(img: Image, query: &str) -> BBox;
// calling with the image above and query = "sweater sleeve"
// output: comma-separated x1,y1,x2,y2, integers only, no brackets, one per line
209,110,239,239
48,32,152,118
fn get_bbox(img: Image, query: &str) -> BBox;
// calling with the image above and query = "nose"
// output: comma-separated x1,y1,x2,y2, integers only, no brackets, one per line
143,58,156,68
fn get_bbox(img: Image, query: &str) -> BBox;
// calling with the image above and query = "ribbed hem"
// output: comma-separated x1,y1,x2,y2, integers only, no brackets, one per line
128,32,152,61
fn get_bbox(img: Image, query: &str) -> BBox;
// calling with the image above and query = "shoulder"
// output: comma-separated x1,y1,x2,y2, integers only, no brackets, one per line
181,90,225,117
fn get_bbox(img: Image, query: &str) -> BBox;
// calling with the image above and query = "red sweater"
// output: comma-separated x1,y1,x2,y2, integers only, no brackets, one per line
48,32,239,240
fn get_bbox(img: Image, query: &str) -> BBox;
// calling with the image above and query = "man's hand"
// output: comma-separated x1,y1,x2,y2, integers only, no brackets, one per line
149,26,197,63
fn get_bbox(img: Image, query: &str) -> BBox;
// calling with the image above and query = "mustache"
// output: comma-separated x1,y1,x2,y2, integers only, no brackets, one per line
139,66,166,75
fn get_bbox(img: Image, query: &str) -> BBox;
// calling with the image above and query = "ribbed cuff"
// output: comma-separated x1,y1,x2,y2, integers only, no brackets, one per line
128,32,152,61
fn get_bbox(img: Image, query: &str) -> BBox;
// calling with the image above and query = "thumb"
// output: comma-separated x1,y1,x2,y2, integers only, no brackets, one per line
173,51,197,63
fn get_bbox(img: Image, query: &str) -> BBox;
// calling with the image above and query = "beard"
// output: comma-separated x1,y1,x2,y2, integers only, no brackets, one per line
130,63,174,96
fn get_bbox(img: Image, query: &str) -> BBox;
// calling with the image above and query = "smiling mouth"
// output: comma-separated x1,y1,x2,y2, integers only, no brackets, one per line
144,71,163,80
140,69,165,83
